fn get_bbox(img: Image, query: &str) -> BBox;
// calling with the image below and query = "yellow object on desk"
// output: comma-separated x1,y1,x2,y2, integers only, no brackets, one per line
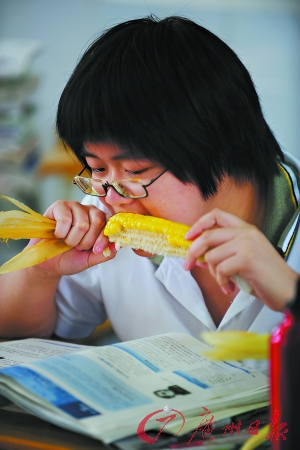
202,330,269,360
202,330,271,450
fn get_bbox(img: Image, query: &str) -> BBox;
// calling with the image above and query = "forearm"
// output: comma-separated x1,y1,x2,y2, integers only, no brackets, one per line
0,266,61,338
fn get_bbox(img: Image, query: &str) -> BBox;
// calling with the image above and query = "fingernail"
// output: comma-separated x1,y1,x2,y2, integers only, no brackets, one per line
185,230,195,240
185,230,192,239
222,280,236,295
183,260,190,270
228,279,236,292
93,243,106,254
221,287,231,295
109,242,116,252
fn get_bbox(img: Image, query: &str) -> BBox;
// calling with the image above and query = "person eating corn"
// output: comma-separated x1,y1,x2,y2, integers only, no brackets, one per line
0,17,299,373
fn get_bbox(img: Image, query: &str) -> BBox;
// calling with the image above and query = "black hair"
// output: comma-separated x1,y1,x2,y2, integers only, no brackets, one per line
56,15,284,199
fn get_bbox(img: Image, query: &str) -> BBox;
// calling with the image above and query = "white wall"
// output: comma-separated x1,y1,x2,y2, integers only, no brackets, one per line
0,0,299,167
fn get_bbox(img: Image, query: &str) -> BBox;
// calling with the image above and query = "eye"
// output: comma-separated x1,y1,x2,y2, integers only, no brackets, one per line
127,168,148,176
91,168,106,175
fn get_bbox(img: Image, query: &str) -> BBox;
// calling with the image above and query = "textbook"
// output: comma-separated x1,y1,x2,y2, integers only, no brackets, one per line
0,334,269,444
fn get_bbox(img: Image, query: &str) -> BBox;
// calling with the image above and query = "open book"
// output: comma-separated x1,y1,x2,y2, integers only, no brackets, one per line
0,333,269,444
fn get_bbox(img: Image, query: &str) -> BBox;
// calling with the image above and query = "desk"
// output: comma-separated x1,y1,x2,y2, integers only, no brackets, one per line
0,408,110,450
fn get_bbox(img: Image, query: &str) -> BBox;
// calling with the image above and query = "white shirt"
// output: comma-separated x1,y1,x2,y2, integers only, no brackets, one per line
55,246,287,342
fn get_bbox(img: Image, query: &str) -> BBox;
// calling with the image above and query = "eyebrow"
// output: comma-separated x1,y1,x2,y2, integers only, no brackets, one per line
81,149,133,161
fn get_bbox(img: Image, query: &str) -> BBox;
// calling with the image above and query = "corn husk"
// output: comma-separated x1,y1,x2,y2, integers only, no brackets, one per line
0,195,71,274
0,195,56,240
202,331,269,360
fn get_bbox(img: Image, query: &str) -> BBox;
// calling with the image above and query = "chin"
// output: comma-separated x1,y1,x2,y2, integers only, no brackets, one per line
132,248,155,258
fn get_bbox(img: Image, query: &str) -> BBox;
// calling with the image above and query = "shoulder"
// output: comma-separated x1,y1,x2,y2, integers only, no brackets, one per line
282,151,300,170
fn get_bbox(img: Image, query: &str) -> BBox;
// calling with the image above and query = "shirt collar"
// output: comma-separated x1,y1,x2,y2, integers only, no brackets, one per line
263,161,300,259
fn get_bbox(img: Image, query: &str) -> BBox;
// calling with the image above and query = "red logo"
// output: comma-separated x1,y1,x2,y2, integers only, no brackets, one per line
137,405,185,444
137,406,289,445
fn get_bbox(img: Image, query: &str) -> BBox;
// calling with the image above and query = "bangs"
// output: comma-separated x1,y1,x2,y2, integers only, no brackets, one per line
56,16,210,182
57,18,184,164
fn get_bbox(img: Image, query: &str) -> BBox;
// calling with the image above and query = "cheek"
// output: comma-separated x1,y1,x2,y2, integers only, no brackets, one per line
154,183,204,224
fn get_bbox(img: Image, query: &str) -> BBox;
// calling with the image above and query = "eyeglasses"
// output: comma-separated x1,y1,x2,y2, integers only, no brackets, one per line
72,166,167,199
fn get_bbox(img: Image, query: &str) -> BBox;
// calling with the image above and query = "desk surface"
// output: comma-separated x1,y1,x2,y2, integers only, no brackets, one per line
0,408,109,450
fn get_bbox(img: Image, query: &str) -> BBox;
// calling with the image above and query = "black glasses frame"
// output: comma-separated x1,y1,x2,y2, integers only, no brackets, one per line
73,166,167,199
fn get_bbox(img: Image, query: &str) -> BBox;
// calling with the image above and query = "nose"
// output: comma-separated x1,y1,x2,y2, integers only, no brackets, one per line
104,185,135,206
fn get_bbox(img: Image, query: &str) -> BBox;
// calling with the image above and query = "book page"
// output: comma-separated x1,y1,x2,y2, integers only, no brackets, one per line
0,333,269,443
0,338,86,367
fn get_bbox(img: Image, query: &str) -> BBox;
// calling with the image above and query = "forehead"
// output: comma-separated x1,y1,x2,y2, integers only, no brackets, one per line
82,143,157,167
83,142,131,161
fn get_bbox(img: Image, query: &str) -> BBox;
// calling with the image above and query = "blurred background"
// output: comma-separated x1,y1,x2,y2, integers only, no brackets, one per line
0,0,299,265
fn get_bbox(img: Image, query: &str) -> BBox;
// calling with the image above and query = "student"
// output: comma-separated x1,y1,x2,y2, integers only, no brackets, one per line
0,17,299,361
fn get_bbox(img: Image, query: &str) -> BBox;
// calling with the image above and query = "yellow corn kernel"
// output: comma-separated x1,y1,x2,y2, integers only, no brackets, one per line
104,212,193,258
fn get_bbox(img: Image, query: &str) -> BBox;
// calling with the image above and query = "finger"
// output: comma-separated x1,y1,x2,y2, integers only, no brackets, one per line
213,253,252,293
185,208,246,240
45,201,75,239
92,214,112,255
184,226,243,270
76,208,107,251
87,243,117,266
61,208,91,247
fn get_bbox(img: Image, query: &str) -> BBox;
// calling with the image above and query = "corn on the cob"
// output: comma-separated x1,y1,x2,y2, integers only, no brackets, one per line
104,212,195,258
0,195,71,274
104,212,252,294
201,331,269,360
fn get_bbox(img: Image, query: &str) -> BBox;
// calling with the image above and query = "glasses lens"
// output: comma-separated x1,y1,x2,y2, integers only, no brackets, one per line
74,177,104,196
74,177,146,198
111,180,146,198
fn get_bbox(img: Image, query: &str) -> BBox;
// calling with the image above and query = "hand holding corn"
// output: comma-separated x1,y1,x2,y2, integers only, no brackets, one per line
0,196,114,275
0,196,71,274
